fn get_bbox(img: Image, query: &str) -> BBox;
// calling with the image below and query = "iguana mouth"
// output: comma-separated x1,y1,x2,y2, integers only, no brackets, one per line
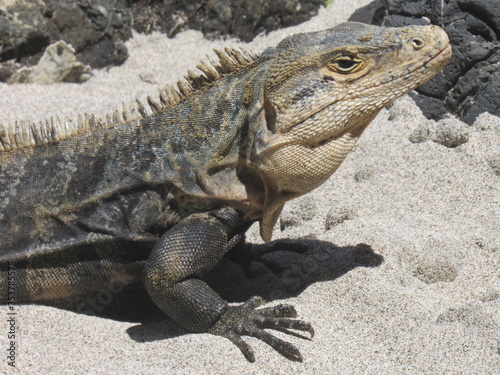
405,43,452,78
431,44,453,63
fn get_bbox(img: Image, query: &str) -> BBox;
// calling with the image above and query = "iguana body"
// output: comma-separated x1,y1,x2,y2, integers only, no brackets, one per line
0,22,451,361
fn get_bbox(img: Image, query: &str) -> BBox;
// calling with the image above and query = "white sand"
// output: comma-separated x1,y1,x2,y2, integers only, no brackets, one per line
1,0,499,373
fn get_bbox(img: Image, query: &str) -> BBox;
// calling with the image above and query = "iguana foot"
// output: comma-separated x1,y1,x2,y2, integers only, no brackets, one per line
208,296,314,362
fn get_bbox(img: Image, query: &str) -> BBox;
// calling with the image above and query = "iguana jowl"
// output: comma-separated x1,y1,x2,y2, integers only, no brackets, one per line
0,22,451,362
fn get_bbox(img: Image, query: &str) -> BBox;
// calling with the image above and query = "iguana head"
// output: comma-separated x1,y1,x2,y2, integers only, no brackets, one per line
251,22,451,241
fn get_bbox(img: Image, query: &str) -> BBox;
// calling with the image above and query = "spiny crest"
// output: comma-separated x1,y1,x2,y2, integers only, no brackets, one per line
0,47,257,153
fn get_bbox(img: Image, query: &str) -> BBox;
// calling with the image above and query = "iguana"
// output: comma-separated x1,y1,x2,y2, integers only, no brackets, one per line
0,22,451,362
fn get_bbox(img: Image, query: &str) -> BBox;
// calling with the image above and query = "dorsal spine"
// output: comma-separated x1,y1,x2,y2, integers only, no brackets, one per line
0,47,257,153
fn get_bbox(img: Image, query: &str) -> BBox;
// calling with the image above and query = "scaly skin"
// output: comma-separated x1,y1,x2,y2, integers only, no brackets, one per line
0,22,451,361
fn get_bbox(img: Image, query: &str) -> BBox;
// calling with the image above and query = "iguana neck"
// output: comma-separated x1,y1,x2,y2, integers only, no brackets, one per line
129,67,270,217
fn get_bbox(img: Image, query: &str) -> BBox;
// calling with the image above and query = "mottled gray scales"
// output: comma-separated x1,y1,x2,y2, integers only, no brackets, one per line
0,22,451,362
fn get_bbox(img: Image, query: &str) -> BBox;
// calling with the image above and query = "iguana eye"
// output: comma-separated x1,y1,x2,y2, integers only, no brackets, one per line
327,56,363,73
411,37,425,50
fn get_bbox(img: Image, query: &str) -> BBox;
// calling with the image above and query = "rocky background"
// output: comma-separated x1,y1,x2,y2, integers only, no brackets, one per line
131,0,326,41
0,0,132,81
0,0,324,82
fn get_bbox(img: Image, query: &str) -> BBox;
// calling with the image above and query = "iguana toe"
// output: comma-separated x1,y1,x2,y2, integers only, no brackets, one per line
208,296,313,362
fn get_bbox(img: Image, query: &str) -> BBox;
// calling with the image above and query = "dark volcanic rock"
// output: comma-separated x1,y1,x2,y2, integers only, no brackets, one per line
446,50,500,124
0,1,52,65
1,0,324,83
348,0,384,25
131,0,324,42
0,0,132,82
380,0,500,124
51,0,132,68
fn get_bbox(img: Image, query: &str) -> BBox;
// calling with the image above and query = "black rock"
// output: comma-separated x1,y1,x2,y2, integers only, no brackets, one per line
51,0,132,68
0,1,51,64
379,0,500,124
0,0,132,80
446,51,500,124
348,0,385,25
131,0,324,42
1,0,325,82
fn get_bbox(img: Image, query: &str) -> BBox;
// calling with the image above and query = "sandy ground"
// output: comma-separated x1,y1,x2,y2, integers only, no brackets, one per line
1,0,499,373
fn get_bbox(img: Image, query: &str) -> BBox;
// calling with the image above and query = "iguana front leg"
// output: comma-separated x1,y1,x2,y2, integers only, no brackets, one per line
143,206,314,362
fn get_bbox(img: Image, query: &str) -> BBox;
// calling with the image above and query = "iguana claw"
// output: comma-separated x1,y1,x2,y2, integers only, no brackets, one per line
208,296,314,362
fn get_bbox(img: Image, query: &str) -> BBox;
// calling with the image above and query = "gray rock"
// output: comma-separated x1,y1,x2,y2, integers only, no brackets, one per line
8,41,91,84
0,0,132,80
